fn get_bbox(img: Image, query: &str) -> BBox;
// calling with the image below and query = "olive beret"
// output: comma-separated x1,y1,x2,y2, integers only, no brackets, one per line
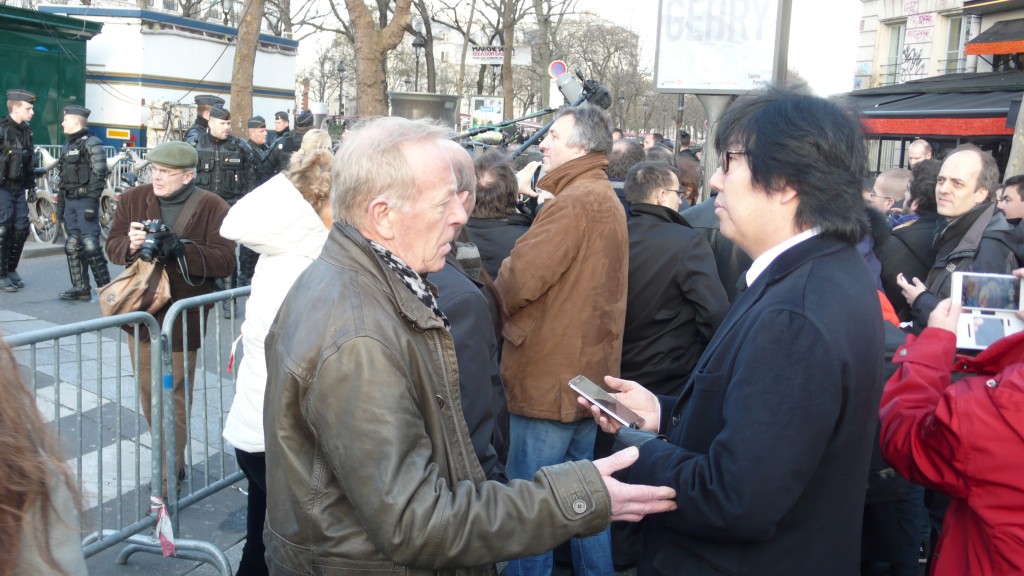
295,109,314,128
247,116,266,129
6,89,36,103
208,104,231,120
195,94,225,106
147,141,198,169
63,105,91,118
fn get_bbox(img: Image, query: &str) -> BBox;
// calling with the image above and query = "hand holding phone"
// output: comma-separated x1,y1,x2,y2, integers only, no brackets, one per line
570,375,647,430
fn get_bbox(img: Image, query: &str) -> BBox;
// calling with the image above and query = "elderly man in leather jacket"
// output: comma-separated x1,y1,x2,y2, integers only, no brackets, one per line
262,117,676,576
57,105,111,300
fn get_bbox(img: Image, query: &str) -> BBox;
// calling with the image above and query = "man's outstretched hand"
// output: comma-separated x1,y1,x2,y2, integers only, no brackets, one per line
593,447,677,522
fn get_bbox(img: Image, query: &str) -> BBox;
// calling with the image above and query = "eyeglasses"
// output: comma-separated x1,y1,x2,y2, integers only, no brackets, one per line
868,192,895,205
151,167,186,179
662,189,687,200
720,150,748,173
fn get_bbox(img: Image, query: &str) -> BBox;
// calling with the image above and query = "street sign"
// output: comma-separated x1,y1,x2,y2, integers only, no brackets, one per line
548,60,568,79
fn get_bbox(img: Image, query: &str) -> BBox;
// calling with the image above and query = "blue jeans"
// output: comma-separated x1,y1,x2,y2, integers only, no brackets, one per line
505,415,614,576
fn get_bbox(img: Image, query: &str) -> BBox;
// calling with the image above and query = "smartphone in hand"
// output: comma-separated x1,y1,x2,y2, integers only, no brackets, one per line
569,375,645,429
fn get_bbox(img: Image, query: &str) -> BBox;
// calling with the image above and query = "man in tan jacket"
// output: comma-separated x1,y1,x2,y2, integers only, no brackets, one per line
496,104,628,576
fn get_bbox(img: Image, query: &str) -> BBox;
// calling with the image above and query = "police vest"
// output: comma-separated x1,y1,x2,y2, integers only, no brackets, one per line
194,134,247,202
0,117,33,187
59,135,93,198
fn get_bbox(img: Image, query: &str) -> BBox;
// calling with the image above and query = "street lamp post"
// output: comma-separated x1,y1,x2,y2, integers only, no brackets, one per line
403,77,412,92
338,61,345,118
617,95,625,129
643,97,650,135
412,32,425,92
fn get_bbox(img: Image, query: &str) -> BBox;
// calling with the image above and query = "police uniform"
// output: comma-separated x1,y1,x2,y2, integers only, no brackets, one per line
57,106,112,300
190,104,252,316
0,89,36,292
239,116,268,286
184,94,225,147
272,110,290,141
256,109,313,186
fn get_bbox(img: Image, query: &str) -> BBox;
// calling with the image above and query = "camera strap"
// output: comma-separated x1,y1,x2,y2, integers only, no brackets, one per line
170,189,206,286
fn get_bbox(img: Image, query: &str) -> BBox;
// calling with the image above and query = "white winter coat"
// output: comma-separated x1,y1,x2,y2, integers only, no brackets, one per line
220,173,329,453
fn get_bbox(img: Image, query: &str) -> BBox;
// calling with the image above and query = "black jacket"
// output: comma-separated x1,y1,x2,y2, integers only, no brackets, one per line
631,235,885,576
0,115,35,191
428,253,506,483
58,129,108,200
258,128,304,185
463,215,531,279
681,194,753,301
622,203,728,395
876,211,941,322
911,203,1023,328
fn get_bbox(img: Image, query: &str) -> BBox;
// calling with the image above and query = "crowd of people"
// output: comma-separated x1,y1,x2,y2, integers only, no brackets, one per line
4,82,1024,576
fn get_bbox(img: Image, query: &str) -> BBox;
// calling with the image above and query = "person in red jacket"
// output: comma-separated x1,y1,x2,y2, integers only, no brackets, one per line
880,268,1024,576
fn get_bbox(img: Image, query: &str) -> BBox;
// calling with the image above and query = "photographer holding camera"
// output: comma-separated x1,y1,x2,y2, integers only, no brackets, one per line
106,141,236,491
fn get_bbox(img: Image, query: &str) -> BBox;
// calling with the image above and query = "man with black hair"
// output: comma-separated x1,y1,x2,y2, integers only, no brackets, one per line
997,174,1024,225
272,111,289,141
56,105,111,300
184,94,225,146
0,89,36,293
258,109,313,185
585,87,887,576
607,138,645,216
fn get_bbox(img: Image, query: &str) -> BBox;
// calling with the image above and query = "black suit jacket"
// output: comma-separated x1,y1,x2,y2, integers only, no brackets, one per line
630,235,886,576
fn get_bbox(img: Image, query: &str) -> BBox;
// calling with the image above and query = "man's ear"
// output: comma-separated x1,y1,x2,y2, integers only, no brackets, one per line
775,185,799,206
366,196,395,240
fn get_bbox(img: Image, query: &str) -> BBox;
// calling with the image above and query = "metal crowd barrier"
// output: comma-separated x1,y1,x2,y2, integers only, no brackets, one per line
4,312,164,558
3,285,251,575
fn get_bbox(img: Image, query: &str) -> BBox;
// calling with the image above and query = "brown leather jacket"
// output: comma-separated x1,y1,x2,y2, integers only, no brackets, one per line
496,153,629,422
263,224,611,575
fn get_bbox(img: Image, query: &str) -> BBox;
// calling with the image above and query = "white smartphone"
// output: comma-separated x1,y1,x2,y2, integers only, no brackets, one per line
568,375,645,429
951,271,1024,350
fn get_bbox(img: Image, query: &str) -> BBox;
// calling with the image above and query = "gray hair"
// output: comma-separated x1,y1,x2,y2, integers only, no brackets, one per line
331,117,455,228
555,103,613,155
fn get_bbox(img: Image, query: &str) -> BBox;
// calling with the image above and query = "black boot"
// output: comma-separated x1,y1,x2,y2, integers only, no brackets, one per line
59,236,91,301
7,227,29,289
82,235,111,288
0,225,14,292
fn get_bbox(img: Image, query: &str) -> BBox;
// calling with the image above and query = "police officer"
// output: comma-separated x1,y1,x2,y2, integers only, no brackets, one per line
245,116,269,157
0,89,36,293
57,106,111,300
184,94,225,146
257,109,313,185
191,103,252,316
237,116,268,287
272,110,289,141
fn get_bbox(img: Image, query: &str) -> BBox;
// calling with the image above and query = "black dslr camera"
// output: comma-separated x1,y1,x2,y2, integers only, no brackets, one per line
138,219,170,262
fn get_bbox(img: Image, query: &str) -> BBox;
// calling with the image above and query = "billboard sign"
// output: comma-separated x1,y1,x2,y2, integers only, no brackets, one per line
655,0,784,94
467,45,532,66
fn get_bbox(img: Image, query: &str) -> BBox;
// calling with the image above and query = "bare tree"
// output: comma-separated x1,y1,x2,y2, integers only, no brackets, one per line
343,0,412,117
230,0,264,137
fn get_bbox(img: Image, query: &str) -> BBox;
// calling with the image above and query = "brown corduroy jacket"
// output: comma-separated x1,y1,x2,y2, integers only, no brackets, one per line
496,153,629,422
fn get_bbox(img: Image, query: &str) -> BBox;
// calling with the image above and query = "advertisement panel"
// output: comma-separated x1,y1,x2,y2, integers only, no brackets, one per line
470,96,504,129
655,0,783,94
467,45,532,66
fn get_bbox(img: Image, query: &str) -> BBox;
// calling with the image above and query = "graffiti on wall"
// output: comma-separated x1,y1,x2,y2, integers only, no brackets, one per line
900,46,926,79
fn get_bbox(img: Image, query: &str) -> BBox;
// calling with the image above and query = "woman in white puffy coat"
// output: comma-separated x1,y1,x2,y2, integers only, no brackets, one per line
220,129,333,576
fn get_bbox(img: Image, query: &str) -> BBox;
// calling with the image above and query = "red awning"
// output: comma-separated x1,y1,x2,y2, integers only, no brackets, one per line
966,19,1024,55
861,117,1013,137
